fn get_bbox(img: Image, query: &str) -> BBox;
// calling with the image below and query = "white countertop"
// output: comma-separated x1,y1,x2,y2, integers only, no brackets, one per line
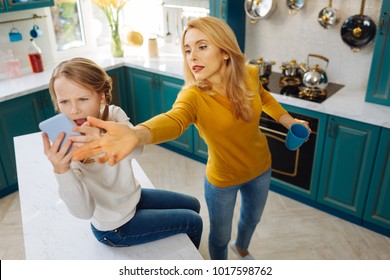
14,132,203,260
1,46,389,129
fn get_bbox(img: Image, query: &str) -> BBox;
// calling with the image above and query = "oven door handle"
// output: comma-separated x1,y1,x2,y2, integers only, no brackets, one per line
259,126,300,177
259,126,287,137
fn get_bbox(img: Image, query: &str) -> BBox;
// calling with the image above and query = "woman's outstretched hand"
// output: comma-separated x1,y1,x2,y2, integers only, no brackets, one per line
71,116,139,166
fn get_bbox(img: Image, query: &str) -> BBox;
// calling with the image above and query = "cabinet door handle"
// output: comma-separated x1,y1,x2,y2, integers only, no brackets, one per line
45,94,51,107
328,119,334,138
154,77,158,89
38,95,44,110
379,12,388,35
152,76,159,89
220,0,225,19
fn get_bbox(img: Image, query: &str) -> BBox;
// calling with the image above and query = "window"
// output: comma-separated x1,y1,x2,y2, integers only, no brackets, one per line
49,0,96,60
49,0,208,59
51,0,85,51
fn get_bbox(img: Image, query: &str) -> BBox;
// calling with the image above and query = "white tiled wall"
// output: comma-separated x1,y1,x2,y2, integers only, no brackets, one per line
245,0,383,90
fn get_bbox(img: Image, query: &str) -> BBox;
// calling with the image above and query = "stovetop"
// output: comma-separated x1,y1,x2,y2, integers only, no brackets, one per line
265,72,344,103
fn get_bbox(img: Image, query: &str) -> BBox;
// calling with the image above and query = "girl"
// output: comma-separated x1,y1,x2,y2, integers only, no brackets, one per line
72,17,310,259
42,57,203,249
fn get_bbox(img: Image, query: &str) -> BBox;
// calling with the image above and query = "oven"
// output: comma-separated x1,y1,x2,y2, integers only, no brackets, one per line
259,111,319,191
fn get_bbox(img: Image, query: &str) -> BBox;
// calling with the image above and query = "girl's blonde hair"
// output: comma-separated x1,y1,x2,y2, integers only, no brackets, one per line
181,16,255,121
48,57,112,120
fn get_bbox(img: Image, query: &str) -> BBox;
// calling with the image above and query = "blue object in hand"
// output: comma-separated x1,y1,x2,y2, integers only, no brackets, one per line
285,123,309,151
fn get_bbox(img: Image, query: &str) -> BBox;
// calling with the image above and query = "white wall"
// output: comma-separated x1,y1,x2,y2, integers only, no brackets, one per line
245,0,383,91
0,8,55,76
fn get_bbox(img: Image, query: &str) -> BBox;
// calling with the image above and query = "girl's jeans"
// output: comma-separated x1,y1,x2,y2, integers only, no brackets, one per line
204,168,272,260
91,188,203,248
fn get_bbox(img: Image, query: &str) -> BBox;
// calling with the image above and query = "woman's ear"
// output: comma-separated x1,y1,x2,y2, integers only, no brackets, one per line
223,52,230,61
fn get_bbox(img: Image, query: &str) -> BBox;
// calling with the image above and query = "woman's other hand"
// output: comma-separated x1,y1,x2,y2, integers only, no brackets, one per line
70,116,141,166
279,113,312,133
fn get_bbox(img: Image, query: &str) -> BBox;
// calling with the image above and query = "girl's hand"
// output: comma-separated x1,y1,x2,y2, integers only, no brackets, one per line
69,122,102,147
42,132,73,174
71,116,141,166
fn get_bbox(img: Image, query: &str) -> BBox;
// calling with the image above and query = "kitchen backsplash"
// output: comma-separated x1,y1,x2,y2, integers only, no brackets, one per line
245,0,383,91
0,8,54,77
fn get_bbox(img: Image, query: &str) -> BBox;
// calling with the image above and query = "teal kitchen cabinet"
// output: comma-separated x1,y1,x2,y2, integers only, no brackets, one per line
209,0,245,51
364,128,390,233
317,116,381,219
0,0,54,13
124,67,193,154
38,89,56,118
0,90,54,198
106,68,128,112
125,68,157,124
159,75,194,153
193,128,208,160
365,0,390,106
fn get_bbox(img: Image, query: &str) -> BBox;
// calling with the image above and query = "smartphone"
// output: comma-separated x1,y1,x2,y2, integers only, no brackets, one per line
39,113,80,152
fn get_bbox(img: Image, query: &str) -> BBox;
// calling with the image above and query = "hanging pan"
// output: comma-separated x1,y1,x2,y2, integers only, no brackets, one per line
340,0,377,52
287,0,305,15
318,0,339,29
244,0,276,24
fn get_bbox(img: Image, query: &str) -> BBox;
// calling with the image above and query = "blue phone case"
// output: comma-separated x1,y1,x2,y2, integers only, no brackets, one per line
39,113,80,151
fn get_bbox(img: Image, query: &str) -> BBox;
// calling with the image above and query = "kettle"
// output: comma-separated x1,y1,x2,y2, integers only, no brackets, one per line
300,54,329,90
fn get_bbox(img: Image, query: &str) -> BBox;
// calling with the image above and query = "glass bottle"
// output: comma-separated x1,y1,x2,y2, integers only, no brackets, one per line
6,49,22,78
28,39,44,73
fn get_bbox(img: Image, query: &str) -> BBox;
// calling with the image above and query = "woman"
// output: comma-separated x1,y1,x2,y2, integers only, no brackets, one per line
42,57,202,249
71,17,310,259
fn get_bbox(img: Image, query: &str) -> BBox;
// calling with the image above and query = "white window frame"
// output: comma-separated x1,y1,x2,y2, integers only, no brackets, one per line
47,0,98,61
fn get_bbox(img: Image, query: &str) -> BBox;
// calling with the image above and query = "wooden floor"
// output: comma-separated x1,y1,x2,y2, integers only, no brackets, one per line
1,144,390,260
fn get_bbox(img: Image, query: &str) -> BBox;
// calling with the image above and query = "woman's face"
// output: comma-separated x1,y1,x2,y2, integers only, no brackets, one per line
183,28,229,87
54,76,104,126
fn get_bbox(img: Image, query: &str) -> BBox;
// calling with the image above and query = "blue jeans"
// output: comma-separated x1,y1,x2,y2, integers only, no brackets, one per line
91,188,203,248
204,168,271,260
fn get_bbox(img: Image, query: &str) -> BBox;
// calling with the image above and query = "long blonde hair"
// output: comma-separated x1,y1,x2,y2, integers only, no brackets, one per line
181,16,255,121
48,57,112,120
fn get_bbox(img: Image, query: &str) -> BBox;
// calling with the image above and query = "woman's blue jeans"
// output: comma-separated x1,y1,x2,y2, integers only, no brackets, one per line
204,168,271,260
91,188,203,248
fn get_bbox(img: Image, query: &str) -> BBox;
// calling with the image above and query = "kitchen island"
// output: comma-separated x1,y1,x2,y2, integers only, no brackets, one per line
14,132,203,260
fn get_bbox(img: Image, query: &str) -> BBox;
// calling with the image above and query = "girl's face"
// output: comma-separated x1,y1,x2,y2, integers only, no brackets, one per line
54,76,105,126
184,28,229,87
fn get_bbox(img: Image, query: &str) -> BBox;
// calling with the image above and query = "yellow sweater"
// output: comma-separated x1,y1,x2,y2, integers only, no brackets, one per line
140,66,287,187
